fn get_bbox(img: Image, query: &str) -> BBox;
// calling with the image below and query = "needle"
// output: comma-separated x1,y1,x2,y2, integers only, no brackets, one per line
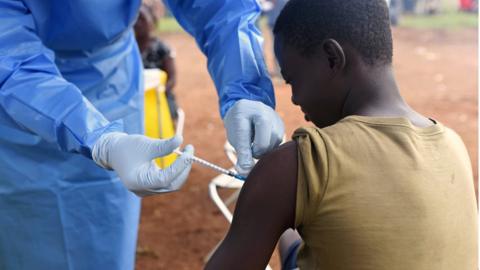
174,149,246,181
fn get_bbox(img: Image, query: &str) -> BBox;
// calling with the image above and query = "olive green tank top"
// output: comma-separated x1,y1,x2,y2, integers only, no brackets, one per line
292,116,477,270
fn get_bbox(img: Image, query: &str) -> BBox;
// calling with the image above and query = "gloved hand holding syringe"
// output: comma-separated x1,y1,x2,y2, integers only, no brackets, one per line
174,149,246,181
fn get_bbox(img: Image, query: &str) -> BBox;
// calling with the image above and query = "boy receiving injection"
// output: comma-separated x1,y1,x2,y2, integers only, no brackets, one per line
205,0,477,269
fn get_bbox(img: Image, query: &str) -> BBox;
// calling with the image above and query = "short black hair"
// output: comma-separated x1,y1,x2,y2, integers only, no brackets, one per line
273,0,393,66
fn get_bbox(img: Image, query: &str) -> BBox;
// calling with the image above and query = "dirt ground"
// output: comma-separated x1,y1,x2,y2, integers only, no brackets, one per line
135,27,478,269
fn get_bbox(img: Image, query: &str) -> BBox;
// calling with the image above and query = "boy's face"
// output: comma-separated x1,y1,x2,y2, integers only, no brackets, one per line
274,36,348,128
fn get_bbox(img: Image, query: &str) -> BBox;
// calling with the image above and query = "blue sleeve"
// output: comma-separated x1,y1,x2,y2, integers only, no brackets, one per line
0,1,122,158
163,0,275,117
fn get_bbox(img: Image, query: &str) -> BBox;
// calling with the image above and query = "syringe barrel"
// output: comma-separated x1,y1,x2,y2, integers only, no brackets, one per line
174,150,243,179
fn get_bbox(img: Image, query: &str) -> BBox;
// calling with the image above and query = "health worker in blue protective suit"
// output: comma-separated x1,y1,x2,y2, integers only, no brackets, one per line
0,0,284,269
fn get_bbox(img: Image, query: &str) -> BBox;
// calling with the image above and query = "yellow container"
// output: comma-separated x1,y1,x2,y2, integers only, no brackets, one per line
144,69,177,168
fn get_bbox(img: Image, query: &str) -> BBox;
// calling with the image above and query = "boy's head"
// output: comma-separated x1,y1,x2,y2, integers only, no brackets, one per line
273,0,393,127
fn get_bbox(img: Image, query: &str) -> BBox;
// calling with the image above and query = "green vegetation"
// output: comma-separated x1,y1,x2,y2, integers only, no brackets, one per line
400,10,478,29
399,0,477,30
156,17,184,33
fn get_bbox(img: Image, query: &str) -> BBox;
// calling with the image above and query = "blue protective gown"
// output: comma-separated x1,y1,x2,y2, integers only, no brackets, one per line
164,0,275,117
0,0,274,269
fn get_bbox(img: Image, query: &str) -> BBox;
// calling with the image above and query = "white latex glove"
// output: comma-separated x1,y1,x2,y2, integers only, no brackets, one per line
92,132,194,197
223,99,284,176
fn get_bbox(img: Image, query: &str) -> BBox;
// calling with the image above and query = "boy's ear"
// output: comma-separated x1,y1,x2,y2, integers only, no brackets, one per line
321,39,346,72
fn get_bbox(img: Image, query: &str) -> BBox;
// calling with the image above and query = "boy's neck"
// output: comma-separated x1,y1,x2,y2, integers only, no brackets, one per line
341,65,433,128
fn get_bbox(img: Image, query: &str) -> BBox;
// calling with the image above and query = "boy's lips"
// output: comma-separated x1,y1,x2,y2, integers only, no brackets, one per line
300,107,310,121
294,102,310,121
291,95,309,121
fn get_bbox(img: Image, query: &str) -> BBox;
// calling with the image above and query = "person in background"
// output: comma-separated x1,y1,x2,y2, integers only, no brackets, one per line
403,0,418,13
460,0,478,12
422,0,441,14
135,5,179,120
388,0,402,25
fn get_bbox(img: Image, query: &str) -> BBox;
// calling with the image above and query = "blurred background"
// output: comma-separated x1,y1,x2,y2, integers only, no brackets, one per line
135,0,478,269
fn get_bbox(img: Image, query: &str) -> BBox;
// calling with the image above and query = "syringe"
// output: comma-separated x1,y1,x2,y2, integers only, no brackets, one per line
174,149,246,181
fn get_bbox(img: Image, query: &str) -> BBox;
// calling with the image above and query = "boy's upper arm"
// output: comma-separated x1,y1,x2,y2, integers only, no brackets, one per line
205,141,298,270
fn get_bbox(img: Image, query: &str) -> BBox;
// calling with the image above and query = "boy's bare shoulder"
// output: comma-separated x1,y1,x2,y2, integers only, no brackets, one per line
250,141,297,183
245,140,297,187
205,141,298,269
240,140,297,224
262,141,297,165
